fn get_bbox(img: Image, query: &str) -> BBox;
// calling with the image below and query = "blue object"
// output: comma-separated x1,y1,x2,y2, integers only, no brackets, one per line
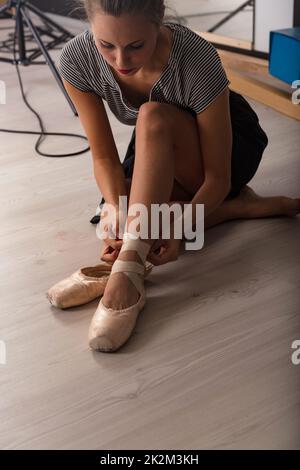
269,27,300,85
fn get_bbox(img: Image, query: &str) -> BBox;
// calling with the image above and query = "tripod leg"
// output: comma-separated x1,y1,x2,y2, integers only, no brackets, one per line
20,5,78,116
14,6,27,63
208,0,253,33
26,2,75,38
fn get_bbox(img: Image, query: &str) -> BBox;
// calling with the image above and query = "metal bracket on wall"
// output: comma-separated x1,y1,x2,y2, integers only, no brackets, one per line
205,0,268,60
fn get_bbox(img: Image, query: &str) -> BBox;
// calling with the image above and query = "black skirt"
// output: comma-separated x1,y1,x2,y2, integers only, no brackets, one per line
122,90,269,199
90,90,269,224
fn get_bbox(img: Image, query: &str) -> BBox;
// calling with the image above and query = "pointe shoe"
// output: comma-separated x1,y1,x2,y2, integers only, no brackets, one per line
46,261,153,310
88,237,151,352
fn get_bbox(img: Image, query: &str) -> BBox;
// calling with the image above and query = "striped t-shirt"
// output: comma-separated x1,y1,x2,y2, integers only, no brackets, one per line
59,22,230,126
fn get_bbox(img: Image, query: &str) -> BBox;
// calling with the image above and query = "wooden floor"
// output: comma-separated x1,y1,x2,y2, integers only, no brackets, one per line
0,14,300,450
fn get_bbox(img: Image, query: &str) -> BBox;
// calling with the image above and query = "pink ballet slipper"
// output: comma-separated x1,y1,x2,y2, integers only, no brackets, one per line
88,237,152,352
46,261,153,310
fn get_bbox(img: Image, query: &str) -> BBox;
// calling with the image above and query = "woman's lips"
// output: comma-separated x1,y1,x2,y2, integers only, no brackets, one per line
117,68,135,75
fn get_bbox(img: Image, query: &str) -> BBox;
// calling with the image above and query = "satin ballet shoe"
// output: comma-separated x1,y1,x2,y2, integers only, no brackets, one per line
88,237,151,352
46,261,153,310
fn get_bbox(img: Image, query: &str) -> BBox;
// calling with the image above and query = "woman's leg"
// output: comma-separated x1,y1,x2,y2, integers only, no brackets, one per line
103,103,207,309
127,178,300,231
102,103,300,310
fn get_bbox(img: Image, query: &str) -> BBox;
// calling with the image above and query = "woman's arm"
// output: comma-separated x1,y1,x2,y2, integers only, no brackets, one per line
62,78,127,207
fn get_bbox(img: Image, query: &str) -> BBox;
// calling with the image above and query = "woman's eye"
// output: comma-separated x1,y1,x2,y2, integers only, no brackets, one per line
100,43,113,49
100,43,143,50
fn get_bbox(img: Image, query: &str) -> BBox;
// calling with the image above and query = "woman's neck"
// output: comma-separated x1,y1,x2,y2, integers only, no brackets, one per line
134,24,173,80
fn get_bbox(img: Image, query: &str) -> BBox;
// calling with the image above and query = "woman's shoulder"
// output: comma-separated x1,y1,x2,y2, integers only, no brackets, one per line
165,21,221,61
60,28,95,61
59,28,107,92
165,21,213,42
62,29,91,53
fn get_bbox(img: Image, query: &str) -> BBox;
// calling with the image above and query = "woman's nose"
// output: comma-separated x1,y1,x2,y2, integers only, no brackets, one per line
115,50,130,69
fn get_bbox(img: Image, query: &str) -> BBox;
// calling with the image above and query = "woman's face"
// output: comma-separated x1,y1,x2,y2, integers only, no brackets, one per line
91,13,160,76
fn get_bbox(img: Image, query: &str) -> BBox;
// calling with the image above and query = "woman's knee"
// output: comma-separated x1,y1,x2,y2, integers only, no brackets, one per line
136,102,173,134
136,102,204,194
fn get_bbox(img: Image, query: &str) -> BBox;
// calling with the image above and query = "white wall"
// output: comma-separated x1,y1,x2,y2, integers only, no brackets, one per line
255,0,295,53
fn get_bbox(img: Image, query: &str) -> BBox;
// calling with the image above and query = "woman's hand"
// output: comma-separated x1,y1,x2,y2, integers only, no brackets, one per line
99,200,186,265
100,242,121,264
146,200,186,266
100,236,182,266
98,202,126,263
147,235,182,266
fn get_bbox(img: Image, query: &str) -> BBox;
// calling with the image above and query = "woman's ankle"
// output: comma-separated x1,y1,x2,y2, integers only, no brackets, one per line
118,250,144,265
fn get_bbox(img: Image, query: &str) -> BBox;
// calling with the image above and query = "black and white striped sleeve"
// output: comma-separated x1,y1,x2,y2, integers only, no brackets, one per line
59,39,93,93
186,35,230,114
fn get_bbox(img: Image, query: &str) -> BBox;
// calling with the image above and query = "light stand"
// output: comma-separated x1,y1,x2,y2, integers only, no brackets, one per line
0,0,77,114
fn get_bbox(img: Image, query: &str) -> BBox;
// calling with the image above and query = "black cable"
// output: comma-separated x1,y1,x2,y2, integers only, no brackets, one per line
0,4,90,158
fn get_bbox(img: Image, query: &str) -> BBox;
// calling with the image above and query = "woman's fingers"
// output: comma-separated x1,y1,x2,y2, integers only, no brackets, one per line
101,251,119,263
101,221,123,249
149,239,164,254
102,224,123,250
147,238,181,266
100,244,120,263
147,244,168,265
104,237,123,250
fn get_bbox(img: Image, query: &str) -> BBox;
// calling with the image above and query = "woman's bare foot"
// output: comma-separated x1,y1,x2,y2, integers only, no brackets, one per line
102,250,143,310
228,185,300,219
